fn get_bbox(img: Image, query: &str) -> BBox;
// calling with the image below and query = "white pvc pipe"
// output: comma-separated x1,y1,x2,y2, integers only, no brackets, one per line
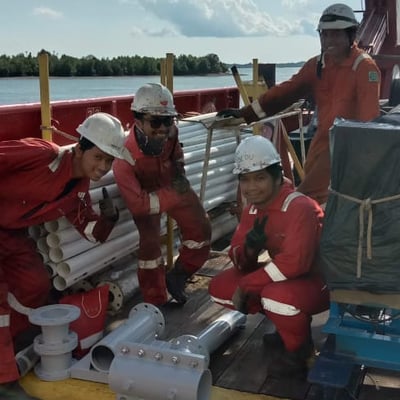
36,237,49,254
46,208,132,248
49,239,98,264
53,231,140,290
49,218,137,263
44,217,70,233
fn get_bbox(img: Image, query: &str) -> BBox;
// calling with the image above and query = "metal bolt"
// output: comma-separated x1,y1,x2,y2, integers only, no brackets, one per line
171,356,179,364
137,349,145,357
120,346,130,355
154,352,163,361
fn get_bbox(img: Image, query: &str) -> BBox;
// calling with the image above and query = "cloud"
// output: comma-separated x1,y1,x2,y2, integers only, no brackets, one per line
282,0,312,9
33,7,63,19
130,26,178,38
131,0,314,38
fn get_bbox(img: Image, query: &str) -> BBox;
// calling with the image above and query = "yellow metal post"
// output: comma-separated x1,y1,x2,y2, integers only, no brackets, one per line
165,53,174,93
252,58,259,101
38,50,52,141
164,53,175,270
160,59,166,86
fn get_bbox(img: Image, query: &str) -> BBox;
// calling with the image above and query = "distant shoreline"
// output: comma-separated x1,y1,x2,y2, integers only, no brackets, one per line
227,62,305,68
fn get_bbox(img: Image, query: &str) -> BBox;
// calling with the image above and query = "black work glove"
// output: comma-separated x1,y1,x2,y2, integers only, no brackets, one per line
99,187,119,222
245,216,267,252
216,108,242,119
172,174,191,194
231,287,248,314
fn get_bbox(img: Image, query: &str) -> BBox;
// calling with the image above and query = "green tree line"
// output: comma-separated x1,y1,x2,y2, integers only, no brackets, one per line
0,51,228,77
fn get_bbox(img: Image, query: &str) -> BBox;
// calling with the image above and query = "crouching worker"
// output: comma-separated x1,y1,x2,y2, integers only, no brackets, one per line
0,112,134,399
113,83,211,306
208,135,329,378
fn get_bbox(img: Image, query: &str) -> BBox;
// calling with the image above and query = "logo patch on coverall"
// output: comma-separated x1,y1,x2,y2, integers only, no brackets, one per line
368,71,379,82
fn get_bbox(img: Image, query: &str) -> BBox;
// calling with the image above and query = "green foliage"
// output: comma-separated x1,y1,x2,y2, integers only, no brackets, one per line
0,51,229,77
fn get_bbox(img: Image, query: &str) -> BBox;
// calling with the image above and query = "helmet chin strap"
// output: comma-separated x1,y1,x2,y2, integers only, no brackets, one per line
317,50,324,79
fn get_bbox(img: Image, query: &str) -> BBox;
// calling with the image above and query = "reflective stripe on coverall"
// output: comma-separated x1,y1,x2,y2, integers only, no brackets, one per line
113,126,211,305
208,182,330,352
241,45,381,204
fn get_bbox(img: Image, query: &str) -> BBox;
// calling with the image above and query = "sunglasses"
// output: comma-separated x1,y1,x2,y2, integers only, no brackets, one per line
143,116,174,129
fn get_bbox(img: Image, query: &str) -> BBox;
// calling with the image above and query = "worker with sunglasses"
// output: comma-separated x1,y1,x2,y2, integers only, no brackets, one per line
113,83,211,306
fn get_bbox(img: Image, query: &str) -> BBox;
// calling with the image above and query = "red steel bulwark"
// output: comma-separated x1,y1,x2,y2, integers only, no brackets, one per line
0,88,240,144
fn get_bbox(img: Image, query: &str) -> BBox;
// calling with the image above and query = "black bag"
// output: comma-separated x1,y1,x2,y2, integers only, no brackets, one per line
320,118,400,293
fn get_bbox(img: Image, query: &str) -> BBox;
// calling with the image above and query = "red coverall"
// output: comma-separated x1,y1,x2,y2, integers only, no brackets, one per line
0,138,115,383
209,181,330,352
241,45,381,204
113,126,211,305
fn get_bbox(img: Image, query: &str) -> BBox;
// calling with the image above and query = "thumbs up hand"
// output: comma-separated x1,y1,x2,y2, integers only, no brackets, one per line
99,187,119,222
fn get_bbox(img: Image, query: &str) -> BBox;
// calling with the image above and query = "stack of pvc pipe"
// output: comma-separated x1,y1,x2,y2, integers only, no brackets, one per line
31,119,246,292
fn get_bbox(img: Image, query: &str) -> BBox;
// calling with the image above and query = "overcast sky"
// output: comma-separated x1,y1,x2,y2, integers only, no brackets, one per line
1,0,363,64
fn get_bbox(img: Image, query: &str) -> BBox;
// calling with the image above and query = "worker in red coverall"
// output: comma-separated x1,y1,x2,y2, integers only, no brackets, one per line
113,83,211,306
0,112,134,399
217,3,381,206
209,135,330,378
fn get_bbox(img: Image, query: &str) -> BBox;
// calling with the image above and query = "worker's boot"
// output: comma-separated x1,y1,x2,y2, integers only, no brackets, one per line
137,265,168,306
263,330,284,349
267,338,314,379
166,260,191,305
0,381,40,400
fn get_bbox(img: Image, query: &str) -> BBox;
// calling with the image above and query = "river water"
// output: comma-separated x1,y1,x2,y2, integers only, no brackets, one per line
0,67,300,105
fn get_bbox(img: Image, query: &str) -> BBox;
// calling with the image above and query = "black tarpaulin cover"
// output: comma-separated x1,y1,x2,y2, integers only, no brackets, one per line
320,117,400,293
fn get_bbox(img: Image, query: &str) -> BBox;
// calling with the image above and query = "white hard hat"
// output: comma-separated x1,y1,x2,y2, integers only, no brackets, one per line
318,3,358,30
233,136,281,175
131,83,177,116
76,112,135,165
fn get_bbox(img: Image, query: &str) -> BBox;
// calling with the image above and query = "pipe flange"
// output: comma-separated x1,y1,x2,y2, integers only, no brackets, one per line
34,331,78,355
170,335,209,360
34,362,71,381
29,304,80,326
128,303,165,336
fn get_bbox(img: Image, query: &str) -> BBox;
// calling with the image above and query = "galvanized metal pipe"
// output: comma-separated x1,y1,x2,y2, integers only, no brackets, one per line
90,303,165,373
108,311,245,400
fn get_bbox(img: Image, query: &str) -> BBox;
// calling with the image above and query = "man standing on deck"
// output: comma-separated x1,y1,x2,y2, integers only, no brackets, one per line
217,3,381,206
113,83,211,306
0,112,133,399
209,135,330,378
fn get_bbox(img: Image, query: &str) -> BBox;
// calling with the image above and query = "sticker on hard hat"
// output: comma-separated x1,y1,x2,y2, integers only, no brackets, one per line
368,71,379,82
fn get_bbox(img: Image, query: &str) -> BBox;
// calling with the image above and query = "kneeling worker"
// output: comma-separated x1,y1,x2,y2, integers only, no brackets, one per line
209,135,329,378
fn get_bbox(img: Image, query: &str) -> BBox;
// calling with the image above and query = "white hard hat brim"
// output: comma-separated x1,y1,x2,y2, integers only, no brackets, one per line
116,147,135,165
95,143,135,166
